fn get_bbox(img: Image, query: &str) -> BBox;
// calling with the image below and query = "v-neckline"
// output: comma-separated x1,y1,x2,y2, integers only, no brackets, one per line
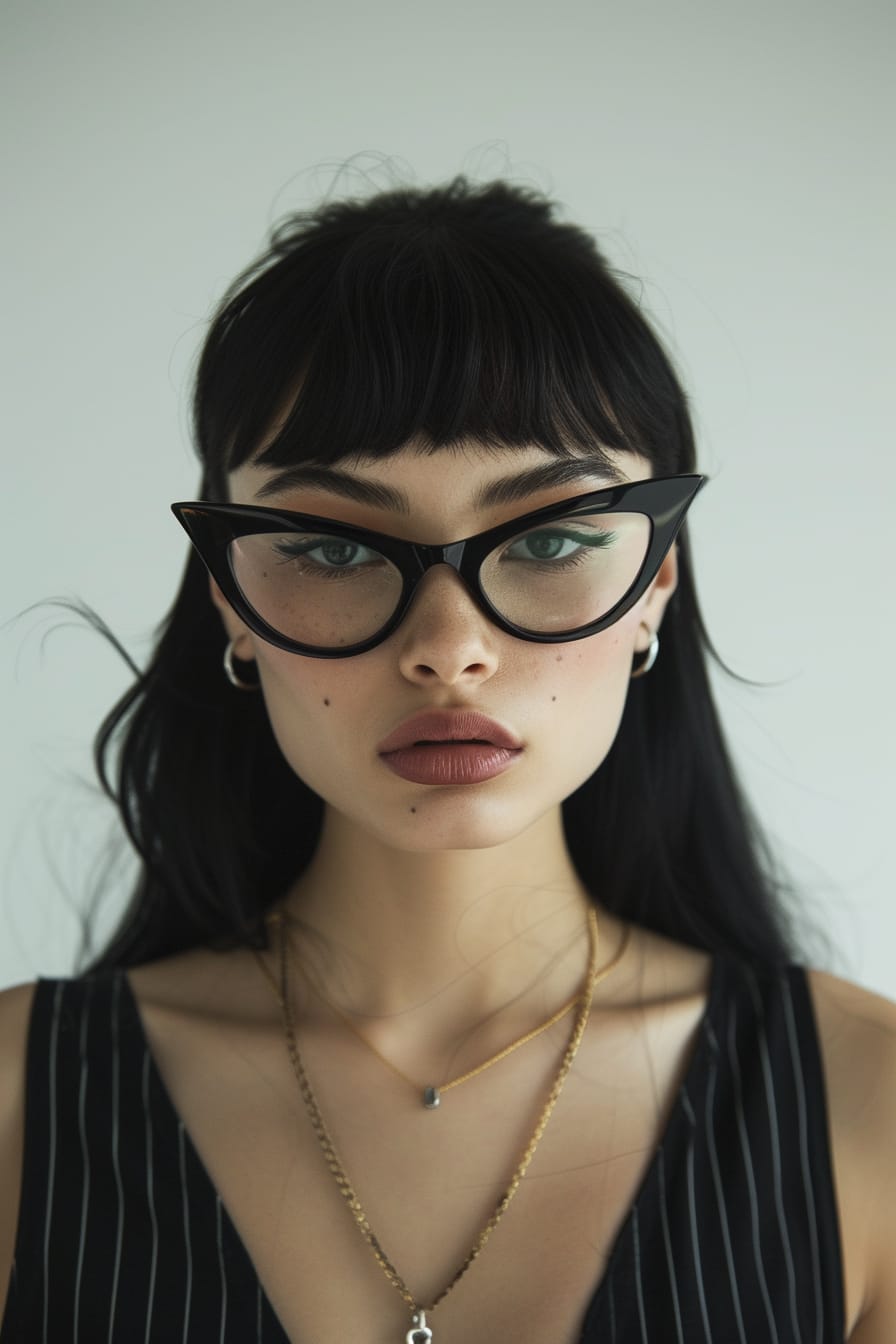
122,954,723,1341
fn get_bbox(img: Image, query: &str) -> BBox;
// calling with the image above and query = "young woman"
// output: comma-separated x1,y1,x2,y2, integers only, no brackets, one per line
1,178,894,1343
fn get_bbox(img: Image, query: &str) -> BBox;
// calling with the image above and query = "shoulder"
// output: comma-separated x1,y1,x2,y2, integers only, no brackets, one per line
0,979,38,1066
0,980,40,1175
128,942,278,1021
804,968,896,1340
0,981,39,1322
805,968,896,1158
806,967,896,1102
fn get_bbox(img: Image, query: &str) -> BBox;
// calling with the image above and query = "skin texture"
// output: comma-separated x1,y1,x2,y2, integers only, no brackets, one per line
211,443,676,1025
1,441,894,1340
218,443,668,854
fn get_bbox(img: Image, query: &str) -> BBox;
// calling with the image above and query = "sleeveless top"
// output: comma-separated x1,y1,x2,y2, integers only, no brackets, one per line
1,957,845,1343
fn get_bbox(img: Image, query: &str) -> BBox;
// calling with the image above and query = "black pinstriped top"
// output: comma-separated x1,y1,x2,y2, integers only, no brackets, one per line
1,957,845,1342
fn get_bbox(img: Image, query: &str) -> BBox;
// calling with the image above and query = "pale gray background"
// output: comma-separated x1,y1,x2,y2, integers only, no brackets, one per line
2,0,893,993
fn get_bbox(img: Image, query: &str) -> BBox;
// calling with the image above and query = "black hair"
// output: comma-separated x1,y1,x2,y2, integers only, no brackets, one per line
89,176,797,971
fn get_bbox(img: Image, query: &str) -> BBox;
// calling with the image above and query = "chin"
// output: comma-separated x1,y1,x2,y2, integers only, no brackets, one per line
336,789,559,855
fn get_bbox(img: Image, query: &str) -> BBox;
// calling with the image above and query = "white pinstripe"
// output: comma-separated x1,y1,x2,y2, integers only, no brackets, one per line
631,1205,649,1342
745,968,803,1342
656,1147,685,1344
107,977,125,1344
42,983,63,1344
702,1025,748,1344
72,988,92,1342
682,1087,713,1344
178,1121,193,1344
216,1195,228,1344
142,1050,159,1344
727,1004,780,1343
781,973,826,1344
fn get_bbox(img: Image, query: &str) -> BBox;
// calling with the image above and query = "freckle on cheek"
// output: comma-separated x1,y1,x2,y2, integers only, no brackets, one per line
323,698,330,707
410,807,417,814
555,654,563,662
551,696,557,702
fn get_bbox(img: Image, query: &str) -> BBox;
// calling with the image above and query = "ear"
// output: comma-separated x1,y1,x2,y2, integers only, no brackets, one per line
636,545,678,650
208,576,256,662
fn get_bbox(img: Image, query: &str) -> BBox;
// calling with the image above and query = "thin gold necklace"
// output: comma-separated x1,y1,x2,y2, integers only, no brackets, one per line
276,911,593,1109
275,909,630,1342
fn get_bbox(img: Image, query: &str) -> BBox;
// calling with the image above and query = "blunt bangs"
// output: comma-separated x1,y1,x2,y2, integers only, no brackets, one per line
193,178,695,499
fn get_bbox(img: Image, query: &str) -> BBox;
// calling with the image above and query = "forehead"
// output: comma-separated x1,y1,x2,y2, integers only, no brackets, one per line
228,442,653,520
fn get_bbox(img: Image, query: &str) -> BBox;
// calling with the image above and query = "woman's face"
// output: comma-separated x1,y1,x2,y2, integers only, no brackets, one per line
211,442,678,854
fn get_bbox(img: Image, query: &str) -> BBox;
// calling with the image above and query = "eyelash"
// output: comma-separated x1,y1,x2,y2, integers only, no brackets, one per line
271,538,385,576
267,525,618,578
499,528,618,568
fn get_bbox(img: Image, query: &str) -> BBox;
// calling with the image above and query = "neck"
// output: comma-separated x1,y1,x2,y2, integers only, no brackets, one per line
280,805,598,1028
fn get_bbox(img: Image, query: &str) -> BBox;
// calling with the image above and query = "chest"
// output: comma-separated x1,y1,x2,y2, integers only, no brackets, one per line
15,969,853,1343
131,991,705,1344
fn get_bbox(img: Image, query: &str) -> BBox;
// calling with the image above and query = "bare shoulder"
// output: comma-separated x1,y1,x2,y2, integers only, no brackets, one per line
805,969,896,1341
0,979,38,1060
0,979,39,1159
0,981,39,1321
128,942,277,1024
806,968,896,1131
807,965,896,1028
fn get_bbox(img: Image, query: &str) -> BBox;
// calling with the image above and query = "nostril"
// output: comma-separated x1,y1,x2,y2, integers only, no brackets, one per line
405,657,494,686
395,572,499,683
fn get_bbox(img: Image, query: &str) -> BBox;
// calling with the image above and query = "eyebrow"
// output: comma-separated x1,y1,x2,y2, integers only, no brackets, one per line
253,457,627,510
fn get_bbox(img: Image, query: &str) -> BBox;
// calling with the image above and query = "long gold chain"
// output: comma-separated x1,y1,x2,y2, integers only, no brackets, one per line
275,909,630,1336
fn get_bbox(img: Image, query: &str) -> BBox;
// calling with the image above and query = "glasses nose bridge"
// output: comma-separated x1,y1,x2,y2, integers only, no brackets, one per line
409,538,470,580
404,537,484,607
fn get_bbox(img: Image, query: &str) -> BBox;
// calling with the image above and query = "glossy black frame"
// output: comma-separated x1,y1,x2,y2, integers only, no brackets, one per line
171,474,705,658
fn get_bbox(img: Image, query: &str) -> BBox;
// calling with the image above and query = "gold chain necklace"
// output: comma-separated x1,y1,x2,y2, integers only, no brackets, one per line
274,909,630,1342
269,913,589,1110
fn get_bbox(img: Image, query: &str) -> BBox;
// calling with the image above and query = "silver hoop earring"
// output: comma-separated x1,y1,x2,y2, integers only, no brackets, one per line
223,638,259,691
630,627,659,679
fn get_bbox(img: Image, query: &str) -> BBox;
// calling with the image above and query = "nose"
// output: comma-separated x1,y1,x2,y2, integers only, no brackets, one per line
394,565,501,686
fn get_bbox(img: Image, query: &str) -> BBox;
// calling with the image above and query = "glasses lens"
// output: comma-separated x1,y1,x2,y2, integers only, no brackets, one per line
228,531,403,648
480,509,651,633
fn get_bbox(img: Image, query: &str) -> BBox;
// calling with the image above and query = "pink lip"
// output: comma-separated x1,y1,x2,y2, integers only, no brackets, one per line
377,710,523,786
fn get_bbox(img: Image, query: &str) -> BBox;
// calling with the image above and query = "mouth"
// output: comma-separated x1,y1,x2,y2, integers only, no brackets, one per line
376,710,523,786
377,710,522,755
414,737,491,746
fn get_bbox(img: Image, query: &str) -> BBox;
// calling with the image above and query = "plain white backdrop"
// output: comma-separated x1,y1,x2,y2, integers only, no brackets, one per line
1,0,893,993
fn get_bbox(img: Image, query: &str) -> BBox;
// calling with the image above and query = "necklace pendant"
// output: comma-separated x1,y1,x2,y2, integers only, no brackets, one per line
422,1085,441,1110
406,1309,433,1342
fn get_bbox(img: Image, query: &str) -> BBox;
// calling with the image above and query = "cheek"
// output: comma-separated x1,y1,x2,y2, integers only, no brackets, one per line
246,614,642,842
534,623,638,790
250,649,353,790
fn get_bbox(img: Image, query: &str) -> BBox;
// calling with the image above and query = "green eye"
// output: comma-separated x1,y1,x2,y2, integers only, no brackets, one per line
520,534,567,560
314,540,367,567
272,536,382,570
502,528,617,566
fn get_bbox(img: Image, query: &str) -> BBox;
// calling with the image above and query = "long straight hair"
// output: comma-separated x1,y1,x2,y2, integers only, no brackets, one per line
89,178,797,971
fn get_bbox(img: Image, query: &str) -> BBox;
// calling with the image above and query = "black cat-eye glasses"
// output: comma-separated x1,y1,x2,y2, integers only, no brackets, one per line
172,474,704,658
